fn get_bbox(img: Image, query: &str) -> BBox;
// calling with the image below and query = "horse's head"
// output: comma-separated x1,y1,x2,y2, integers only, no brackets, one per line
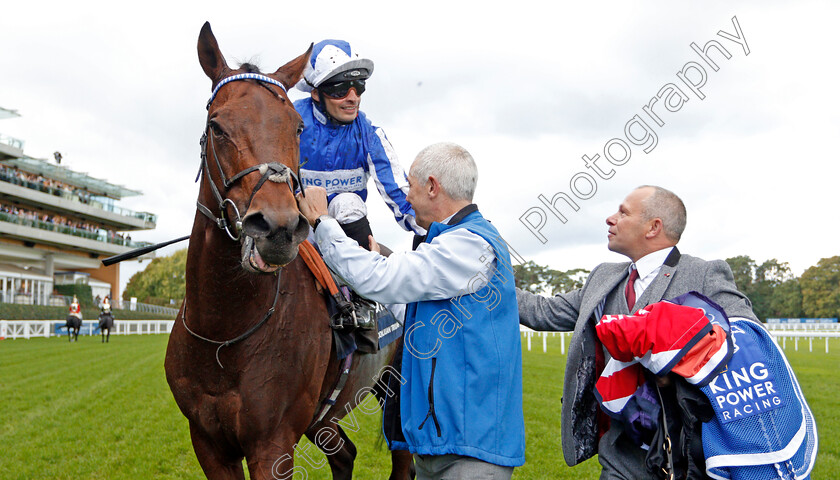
196,22,312,273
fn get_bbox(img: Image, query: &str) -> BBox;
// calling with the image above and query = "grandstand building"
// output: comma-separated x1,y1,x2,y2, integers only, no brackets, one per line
0,105,156,307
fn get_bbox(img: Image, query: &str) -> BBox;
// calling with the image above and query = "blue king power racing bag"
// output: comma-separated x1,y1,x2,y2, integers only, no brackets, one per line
673,293,818,480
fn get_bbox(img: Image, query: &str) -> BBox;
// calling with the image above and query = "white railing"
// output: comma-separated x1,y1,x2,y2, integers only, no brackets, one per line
521,327,567,354
117,302,180,317
1,320,53,339
770,331,840,354
766,323,840,331
0,320,175,339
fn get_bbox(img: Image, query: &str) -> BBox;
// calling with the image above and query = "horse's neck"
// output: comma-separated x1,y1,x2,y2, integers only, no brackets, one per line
184,224,261,331
184,219,316,340
183,216,336,390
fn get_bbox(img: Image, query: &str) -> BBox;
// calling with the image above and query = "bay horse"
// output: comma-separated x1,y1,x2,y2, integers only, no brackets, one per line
164,23,413,480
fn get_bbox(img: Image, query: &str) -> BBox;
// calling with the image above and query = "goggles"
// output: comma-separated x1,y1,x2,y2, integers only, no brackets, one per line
319,79,366,99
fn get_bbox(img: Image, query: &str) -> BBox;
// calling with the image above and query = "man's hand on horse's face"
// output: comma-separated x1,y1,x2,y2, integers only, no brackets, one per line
297,186,329,226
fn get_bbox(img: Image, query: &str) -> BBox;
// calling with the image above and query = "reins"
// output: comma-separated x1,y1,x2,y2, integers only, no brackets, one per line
181,270,283,369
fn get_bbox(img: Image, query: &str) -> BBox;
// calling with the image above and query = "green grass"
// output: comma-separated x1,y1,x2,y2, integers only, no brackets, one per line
0,334,836,479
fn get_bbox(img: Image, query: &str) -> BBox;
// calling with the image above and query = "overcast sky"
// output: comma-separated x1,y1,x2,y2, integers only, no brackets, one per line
2,1,838,298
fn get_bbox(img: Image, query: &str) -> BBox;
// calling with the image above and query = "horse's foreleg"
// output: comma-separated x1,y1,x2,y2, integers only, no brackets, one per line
242,437,301,480
189,423,246,480
304,423,356,480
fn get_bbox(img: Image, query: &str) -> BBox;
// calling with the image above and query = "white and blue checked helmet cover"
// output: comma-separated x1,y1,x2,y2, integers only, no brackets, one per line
295,39,374,92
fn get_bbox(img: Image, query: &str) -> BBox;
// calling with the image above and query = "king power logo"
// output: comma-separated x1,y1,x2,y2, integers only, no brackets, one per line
703,325,785,424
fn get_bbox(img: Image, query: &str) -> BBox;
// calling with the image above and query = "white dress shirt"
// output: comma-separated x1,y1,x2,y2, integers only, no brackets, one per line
629,246,674,301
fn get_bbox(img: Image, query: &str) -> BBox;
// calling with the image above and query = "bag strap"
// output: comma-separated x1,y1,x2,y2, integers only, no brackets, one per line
655,384,675,480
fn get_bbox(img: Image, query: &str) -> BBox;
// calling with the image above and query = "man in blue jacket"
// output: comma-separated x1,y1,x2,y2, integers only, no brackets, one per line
295,39,424,248
298,142,525,479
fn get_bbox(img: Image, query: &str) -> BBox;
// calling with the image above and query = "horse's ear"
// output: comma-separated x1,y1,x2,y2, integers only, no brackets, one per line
197,21,229,85
274,44,313,90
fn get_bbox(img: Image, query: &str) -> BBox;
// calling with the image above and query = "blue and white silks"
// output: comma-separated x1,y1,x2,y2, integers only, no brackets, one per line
294,98,422,234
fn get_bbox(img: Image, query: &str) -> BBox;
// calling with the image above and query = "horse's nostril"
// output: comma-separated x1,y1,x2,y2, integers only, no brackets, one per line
242,213,273,238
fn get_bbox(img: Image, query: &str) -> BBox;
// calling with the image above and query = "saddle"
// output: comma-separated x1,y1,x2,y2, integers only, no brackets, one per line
298,240,398,355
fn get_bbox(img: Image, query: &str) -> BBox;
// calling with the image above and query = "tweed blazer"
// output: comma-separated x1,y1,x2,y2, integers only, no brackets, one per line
516,247,758,466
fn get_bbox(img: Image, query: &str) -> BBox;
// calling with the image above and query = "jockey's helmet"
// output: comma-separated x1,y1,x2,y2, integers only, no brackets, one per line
296,39,373,92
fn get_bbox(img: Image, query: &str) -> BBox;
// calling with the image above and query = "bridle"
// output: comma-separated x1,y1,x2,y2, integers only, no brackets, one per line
186,72,304,366
195,72,304,241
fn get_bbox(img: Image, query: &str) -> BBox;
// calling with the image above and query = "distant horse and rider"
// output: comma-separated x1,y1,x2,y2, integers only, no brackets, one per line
63,294,83,342
163,23,413,480
97,295,115,343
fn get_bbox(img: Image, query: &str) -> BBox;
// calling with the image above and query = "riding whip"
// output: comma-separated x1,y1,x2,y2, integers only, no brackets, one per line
101,235,190,266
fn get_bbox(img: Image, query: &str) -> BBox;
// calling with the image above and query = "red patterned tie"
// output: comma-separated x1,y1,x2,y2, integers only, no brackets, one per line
625,267,639,310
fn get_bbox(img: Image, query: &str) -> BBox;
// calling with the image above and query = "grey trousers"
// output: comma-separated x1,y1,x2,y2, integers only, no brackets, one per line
414,454,514,480
598,425,649,480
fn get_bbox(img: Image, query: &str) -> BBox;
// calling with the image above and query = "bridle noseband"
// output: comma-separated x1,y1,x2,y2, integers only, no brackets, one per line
195,73,304,241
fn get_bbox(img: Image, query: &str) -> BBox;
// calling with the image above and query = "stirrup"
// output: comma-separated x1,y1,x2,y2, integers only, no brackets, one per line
329,295,378,331
351,297,378,330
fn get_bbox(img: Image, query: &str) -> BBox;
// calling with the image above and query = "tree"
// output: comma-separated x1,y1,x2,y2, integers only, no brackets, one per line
725,256,802,320
123,249,187,306
755,259,802,319
769,279,803,318
725,255,756,296
546,268,589,295
514,261,589,295
800,256,840,318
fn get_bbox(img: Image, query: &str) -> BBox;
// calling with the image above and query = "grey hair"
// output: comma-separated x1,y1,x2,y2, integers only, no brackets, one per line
410,142,478,201
638,185,687,242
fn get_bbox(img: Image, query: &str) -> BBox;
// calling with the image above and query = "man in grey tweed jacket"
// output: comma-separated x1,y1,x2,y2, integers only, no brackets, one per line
517,186,758,479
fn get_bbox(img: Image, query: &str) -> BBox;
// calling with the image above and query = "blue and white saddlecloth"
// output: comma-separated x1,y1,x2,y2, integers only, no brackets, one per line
698,314,818,480
377,306,402,350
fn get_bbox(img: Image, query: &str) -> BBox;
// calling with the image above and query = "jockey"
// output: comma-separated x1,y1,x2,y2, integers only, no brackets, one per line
101,295,111,314
294,39,424,248
69,295,82,320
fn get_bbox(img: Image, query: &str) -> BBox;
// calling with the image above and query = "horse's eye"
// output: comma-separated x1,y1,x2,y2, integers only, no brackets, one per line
209,120,226,137
296,122,304,137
